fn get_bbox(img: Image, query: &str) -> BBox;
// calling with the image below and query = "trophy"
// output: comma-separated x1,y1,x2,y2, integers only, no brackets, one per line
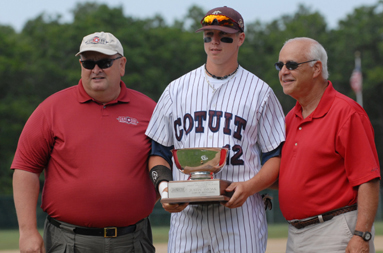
161,147,232,204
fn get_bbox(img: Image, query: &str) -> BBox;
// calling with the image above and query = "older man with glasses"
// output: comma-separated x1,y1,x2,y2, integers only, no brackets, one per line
276,37,380,253
12,31,157,253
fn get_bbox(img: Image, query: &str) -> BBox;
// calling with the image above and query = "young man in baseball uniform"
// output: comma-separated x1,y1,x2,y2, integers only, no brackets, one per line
277,37,380,253
146,6,285,253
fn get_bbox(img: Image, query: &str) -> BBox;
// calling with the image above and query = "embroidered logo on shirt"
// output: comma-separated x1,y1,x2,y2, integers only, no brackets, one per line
117,116,139,125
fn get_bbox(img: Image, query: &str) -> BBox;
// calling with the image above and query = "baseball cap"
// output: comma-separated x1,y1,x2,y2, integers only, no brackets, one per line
75,31,124,56
195,6,244,34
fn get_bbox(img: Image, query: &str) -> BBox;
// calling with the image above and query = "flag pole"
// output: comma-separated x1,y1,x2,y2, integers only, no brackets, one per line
350,51,363,107
355,52,363,107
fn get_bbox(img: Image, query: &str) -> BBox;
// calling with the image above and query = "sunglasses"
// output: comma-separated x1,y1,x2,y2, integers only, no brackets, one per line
275,59,317,71
202,15,235,27
80,56,122,70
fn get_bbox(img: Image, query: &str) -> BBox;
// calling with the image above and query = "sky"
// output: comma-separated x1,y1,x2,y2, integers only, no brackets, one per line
0,0,380,32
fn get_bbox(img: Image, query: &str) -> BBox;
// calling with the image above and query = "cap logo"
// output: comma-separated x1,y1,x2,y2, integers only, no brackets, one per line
212,11,222,15
93,37,100,43
84,36,113,46
238,19,244,29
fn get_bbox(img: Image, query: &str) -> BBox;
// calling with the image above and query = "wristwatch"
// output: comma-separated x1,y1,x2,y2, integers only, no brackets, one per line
354,230,372,241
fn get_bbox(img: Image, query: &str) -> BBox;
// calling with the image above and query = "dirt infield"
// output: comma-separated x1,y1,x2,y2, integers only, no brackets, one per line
265,238,288,253
151,238,285,252
3,236,383,252
152,238,288,253
154,236,383,253
154,236,383,252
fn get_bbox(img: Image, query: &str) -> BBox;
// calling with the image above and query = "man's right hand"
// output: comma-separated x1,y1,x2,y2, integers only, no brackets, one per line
162,202,189,213
13,170,44,252
158,181,169,199
19,229,45,253
158,181,189,213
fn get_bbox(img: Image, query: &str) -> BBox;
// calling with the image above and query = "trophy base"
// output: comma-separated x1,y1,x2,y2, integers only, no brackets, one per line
160,179,232,205
161,195,230,205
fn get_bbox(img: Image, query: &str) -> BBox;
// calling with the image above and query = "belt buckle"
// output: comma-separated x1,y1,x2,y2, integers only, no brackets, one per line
104,227,117,238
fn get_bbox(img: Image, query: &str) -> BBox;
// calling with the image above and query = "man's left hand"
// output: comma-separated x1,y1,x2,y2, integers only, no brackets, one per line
223,181,254,208
346,236,369,253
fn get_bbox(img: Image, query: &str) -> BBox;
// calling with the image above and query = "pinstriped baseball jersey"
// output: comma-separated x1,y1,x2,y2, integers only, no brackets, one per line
146,65,285,253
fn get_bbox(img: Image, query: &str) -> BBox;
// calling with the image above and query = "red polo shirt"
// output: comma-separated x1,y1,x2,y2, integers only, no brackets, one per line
279,82,380,220
11,80,157,227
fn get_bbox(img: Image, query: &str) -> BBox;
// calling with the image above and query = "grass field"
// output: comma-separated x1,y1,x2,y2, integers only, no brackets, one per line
1,222,383,251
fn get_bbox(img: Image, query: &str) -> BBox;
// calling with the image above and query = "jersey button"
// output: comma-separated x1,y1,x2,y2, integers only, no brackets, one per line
295,143,298,146
299,127,302,130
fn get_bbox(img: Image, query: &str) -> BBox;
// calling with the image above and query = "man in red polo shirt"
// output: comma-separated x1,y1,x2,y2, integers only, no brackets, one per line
276,37,380,252
12,32,157,252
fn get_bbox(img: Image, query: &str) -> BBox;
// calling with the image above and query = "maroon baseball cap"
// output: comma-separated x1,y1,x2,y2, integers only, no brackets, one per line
195,6,244,34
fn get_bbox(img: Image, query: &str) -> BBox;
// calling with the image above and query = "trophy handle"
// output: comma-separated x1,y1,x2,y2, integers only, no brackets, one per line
172,149,181,170
219,148,228,167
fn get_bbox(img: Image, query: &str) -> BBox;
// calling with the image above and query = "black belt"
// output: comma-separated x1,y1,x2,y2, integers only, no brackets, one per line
47,216,137,237
288,204,357,229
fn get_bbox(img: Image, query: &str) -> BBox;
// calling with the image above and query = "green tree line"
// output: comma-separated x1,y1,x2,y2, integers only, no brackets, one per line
1,2,382,194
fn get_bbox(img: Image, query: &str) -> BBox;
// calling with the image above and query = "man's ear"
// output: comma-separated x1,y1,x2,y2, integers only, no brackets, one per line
119,57,127,77
313,61,323,79
237,32,245,47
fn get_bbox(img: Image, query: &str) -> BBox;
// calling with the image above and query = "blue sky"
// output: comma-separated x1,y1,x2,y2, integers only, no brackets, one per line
1,0,380,32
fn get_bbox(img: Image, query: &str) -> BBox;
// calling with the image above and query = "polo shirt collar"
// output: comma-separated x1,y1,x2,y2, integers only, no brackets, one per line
77,80,130,104
293,81,336,120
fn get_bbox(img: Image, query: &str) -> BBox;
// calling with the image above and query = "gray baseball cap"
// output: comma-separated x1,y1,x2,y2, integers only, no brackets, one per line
75,31,124,56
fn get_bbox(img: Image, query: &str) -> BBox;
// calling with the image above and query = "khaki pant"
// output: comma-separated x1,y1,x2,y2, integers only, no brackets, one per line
43,217,155,253
286,210,375,253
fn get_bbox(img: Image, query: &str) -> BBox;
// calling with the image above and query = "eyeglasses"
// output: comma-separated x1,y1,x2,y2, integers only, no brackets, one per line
274,59,317,71
202,15,235,27
80,56,122,70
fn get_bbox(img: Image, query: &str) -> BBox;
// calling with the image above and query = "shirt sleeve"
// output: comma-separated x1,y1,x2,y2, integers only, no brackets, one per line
336,111,380,186
261,142,283,165
11,105,53,173
257,88,286,153
151,140,173,167
145,86,174,146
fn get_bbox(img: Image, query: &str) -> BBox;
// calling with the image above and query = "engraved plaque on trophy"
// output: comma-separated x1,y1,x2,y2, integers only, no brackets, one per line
161,147,232,204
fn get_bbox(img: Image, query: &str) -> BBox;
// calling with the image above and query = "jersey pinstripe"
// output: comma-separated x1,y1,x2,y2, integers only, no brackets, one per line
146,65,285,253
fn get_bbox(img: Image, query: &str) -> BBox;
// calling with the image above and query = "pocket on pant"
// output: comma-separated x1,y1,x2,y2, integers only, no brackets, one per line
44,221,75,253
45,229,74,253
338,210,357,238
133,229,155,253
64,244,75,253
136,240,155,253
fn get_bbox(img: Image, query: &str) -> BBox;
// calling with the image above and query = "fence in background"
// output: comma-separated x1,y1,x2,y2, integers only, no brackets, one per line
1,189,382,229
